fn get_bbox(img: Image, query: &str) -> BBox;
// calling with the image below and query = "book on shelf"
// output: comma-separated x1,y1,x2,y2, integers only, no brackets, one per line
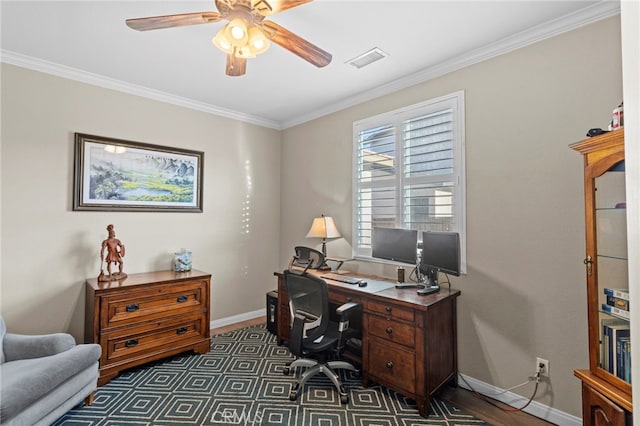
617,336,631,381
602,303,630,320
625,340,632,383
604,288,629,301
603,322,630,377
601,318,627,373
607,295,629,311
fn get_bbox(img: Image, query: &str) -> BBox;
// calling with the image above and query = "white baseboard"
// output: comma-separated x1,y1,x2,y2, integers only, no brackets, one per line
458,374,582,426
210,309,265,330
209,311,582,426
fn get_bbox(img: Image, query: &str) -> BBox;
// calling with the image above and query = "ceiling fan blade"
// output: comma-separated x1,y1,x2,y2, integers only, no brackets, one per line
262,21,331,67
253,0,313,16
126,12,223,31
226,54,247,76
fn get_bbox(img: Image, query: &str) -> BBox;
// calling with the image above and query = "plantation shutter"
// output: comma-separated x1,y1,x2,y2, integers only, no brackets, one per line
353,91,465,269
402,109,456,231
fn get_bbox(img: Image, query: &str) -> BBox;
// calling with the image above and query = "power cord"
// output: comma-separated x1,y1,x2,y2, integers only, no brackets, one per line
440,273,452,289
458,366,542,413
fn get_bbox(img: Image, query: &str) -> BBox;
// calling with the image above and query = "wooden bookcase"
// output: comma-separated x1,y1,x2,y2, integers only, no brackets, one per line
571,129,632,425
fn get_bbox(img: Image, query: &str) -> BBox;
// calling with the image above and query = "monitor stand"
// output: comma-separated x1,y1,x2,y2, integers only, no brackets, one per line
416,269,440,296
416,284,440,295
395,266,441,295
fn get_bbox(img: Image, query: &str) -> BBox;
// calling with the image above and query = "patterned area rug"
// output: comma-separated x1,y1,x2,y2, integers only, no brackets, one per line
54,324,488,425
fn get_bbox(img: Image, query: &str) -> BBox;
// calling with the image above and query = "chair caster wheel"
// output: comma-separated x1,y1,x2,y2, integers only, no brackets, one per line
283,366,291,376
289,390,298,401
340,394,349,404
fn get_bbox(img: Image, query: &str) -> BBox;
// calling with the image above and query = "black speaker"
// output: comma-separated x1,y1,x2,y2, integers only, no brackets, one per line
266,291,278,335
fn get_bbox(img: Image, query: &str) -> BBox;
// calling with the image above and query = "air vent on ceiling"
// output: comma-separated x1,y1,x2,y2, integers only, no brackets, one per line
346,47,389,69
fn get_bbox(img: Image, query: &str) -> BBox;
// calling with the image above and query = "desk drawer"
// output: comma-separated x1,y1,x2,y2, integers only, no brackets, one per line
330,289,362,305
102,280,206,329
366,300,414,322
367,315,415,348
367,337,416,394
102,313,206,363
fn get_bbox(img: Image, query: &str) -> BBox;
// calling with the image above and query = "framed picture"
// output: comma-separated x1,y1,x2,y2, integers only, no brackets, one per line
73,133,204,212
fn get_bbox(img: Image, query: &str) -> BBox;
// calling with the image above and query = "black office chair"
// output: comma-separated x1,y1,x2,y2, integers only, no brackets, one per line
283,269,360,404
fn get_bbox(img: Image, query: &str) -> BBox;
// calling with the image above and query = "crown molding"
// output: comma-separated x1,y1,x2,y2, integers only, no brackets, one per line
0,50,282,130
1,1,620,131
281,1,621,129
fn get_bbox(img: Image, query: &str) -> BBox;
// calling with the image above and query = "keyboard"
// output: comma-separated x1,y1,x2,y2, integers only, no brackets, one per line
320,273,362,285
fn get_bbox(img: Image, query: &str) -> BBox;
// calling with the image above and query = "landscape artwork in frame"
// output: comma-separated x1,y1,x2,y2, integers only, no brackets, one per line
73,133,203,212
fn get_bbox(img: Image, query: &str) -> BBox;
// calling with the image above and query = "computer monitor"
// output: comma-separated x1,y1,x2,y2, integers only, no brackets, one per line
371,227,418,265
419,231,460,286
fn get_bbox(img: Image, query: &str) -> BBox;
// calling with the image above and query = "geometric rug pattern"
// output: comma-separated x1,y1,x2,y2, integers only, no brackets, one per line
53,324,489,425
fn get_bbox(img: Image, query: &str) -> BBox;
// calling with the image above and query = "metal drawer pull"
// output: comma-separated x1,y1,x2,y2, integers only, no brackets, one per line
386,361,393,369
386,327,393,335
125,339,138,348
176,327,188,335
177,295,188,303
385,306,392,313
126,304,139,312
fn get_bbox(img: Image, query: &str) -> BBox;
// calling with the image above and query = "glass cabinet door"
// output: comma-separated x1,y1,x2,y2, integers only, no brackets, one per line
595,160,629,383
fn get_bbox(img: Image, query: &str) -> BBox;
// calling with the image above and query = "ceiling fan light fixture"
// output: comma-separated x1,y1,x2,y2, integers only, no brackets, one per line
247,26,270,55
127,0,331,77
236,45,256,59
225,18,248,46
212,30,234,54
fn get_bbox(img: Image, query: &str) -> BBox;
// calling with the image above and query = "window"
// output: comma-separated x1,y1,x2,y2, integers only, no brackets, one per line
352,91,466,272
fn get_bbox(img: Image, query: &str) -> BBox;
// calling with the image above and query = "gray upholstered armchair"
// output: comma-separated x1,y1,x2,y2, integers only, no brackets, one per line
0,315,101,425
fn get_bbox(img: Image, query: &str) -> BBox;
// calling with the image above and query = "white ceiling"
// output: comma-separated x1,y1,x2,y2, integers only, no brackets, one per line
1,1,619,129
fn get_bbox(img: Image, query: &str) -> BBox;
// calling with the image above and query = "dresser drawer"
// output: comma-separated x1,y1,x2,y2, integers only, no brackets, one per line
102,280,206,329
367,337,416,394
367,314,415,348
102,313,206,363
366,300,414,322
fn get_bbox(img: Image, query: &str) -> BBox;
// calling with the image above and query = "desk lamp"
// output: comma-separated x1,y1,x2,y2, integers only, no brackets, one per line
306,214,341,271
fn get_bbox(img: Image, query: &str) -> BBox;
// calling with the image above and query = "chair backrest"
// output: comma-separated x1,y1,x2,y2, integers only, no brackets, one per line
288,246,325,273
283,270,330,351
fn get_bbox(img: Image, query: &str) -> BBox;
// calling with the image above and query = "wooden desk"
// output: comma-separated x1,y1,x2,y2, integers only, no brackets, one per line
274,271,460,417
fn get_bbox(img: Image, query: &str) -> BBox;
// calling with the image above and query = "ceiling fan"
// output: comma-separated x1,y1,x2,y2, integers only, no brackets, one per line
126,0,332,77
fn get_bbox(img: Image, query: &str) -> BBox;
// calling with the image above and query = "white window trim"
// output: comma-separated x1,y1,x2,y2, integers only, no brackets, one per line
352,90,466,274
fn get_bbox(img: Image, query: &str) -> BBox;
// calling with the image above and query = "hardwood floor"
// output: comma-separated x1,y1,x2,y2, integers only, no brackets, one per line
439,385,555,426
212,317,555,426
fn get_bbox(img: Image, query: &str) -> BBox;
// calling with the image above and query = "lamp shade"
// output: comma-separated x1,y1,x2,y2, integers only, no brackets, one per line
225,18,248,47
306,216,341,239
212,29,233,54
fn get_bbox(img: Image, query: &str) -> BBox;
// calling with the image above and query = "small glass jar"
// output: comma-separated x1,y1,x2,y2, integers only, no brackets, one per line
173,249,192,272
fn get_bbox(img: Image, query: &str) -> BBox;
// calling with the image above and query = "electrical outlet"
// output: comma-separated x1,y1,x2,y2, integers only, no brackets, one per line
536,357,549,377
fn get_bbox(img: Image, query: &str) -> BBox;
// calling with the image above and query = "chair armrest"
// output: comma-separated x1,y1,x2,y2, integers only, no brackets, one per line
288,313,306,356
3,332,76,361
335,302,360,320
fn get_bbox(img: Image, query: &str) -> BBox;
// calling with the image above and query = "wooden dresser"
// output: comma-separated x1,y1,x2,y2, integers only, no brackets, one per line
275,270,460,417
85,269,211,386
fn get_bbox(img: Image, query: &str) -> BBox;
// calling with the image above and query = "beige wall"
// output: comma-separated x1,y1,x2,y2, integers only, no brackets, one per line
0,14,626,421
1,63,282,337
279,17,622,418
